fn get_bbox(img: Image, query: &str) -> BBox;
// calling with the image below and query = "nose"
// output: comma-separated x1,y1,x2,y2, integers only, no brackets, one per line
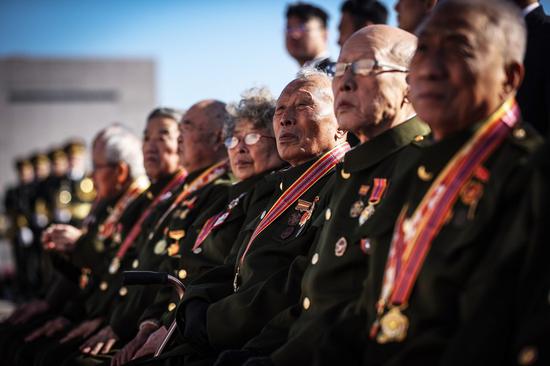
338,68,357,93
236,138,248,152
280,109,296,126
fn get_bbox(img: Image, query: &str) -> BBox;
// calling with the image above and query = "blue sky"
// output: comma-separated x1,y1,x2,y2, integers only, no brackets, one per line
1,0,547,110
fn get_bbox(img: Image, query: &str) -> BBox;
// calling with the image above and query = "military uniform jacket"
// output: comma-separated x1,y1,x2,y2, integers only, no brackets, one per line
107,167,231,342
138,171,273,327
356,121,542,366
185,155,339,350
242,119,430,365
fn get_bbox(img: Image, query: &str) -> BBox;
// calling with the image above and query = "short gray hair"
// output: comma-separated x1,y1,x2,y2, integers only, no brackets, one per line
432,0,526,64
93,124,145,179
224,87,276,138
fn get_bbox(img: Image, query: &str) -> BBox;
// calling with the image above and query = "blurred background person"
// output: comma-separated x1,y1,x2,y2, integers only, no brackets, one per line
338,0,388,47
394,0,438,32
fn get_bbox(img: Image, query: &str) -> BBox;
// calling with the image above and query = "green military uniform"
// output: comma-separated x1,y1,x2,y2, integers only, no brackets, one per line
169,151,343,365
316,119,543,366
238,118,429,365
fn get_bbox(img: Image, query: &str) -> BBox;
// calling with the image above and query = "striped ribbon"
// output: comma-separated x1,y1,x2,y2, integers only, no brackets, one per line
369,178,388,204
378,98,520,313
112,169,188,261
238,142,350,267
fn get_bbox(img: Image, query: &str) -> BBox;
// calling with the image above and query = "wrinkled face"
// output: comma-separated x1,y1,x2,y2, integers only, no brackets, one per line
409,8,508,138
273,77,338,166
227,119,283,180
333,34,409,136
286,16,327,64
395,0,430,32
178,105,218,170
338,12,356,47
91,142,119,199
142,116,180,181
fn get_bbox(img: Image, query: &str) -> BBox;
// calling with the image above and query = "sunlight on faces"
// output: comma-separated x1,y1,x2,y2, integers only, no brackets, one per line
178,101,225,172
227,118,283,181
274,76,339,167
142,116,180,181
409,6,511,140
333,26,414,140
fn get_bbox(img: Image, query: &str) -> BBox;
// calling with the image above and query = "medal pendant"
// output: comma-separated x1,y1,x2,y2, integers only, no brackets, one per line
377,307,409,343
109,258,120,274
334,237,348,257
167,243,180,256
358,203,376,225
349,200,365,218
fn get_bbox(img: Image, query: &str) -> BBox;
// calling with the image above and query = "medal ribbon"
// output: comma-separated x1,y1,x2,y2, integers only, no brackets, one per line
98,176,150,240
373,99,519,331
150,159,229,235
238,142,350,267
113,169,188,261
368,178,388,204
193,192,246,251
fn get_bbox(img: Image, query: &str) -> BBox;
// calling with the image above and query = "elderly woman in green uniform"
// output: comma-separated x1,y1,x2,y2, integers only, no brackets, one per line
111,87,285,365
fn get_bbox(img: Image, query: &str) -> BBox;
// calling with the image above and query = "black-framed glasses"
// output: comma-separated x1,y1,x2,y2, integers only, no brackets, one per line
333,58,408,77
224,133,274,150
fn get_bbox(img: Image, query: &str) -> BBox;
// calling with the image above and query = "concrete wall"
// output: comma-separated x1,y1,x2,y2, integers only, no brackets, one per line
0,57,156,195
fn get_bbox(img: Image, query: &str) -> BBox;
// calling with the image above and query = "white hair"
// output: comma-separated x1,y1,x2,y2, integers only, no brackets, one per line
93,123,145,179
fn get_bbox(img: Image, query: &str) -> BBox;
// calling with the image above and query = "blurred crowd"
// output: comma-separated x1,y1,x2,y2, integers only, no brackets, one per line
0,0,549,366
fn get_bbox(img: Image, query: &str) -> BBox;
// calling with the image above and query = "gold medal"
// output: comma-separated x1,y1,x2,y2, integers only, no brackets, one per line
109,257,120,274
349,200,365,218
154,239,167,255
168,229,185,241
167,243,180,256
358,203,376,225
377,307,409,343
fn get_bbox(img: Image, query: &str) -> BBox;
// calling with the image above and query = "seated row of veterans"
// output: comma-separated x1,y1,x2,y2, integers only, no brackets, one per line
1,1,549,365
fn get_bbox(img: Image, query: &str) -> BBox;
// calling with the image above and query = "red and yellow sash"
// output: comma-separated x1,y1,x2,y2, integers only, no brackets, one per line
108,170,188,273
233,142,351,291
97,176,150,241
371,98,520,342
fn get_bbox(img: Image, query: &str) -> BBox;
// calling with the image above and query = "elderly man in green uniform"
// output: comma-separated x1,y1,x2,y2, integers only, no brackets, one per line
72,100,232,365
315,0,543,365
218,24,429,366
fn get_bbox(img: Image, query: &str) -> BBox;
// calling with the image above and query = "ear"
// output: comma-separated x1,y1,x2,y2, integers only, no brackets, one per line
503,61,524,97
335,128,347,141
116,162,130,185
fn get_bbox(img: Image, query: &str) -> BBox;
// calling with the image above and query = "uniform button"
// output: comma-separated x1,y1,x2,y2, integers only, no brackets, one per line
513,128,526,140
325,208,331,221
168,302,177,312
311,253,319,265
302,297,311,310
119,287,128,296
279,182,283,191
414,135,424,142
132,259,139,269
340,169,351,179
518,346,538,365
417,165,433,181
99,281,108,291
178,269,187,279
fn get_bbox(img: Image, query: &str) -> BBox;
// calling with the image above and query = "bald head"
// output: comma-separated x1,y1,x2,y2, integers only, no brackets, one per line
334,25,416,141
179,99,228,173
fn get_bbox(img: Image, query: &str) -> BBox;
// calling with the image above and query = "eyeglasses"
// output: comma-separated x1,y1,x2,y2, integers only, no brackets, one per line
224,133,274,150
333,58,408,77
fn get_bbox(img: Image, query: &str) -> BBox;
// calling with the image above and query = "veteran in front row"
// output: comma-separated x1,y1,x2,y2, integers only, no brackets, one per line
316,0,543,365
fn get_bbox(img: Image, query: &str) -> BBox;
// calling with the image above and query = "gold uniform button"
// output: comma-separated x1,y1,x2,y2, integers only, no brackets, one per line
168,302,177,312
340,169,351,179
417,165,433,181
513,127,526,140
414,135,424,142
178,269,187,279
302,297,311,310
518,346,538,366
325,208,332,221
279,182,283,191
99,281,108,291
311,253,319,265
119,287,128,296
132,259,139,269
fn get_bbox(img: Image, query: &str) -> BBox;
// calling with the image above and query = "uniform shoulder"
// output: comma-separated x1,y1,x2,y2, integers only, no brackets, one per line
505,122,544,154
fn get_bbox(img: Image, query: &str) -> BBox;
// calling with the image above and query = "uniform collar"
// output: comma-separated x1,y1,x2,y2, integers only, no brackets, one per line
343,117,430,173
271,154,325,192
